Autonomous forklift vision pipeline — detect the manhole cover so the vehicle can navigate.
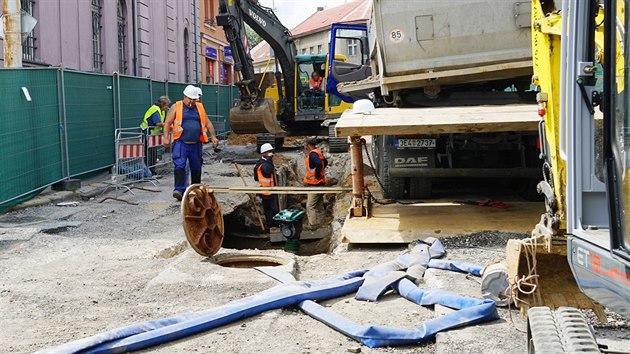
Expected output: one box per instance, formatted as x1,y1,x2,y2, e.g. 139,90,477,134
214,255,287,269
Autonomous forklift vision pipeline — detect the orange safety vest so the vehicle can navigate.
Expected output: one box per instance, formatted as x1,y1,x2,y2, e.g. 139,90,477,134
304,148,326,185
309,77,322,90
171,101,209,143
256,161,275,196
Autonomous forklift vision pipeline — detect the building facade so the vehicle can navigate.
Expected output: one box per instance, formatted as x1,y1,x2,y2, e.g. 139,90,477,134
0,0,201,83
199,0,233,85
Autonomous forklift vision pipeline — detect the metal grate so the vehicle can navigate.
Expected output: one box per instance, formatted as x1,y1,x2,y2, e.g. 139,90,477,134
117,0,127,74
21,0,37,61
92,0,104,72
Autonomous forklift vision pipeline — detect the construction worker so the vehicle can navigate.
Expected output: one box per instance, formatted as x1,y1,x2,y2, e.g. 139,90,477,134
303,137,327,226
254,143,278,233
140,96,171,171
163,85,219,201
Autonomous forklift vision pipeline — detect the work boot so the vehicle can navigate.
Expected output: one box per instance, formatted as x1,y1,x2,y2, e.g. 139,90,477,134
172,190,183,201
191,170,202,185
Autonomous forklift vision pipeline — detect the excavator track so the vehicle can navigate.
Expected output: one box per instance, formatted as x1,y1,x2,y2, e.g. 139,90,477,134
527,306,600,353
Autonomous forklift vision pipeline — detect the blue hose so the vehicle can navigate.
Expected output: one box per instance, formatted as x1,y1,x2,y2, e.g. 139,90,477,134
37,239,496,353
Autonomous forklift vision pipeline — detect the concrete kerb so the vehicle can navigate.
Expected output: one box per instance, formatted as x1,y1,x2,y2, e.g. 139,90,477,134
9,190,77,212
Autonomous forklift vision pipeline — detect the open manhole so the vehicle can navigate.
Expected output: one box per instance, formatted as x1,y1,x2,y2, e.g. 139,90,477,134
213,254,288,269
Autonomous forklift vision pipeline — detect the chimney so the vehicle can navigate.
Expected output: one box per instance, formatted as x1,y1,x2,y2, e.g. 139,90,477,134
317,6,324,11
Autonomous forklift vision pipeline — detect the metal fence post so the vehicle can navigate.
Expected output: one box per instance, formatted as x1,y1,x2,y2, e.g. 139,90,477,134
60,68,71,178
149,79,153,103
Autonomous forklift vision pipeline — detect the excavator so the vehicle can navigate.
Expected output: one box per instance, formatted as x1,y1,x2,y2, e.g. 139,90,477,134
216,0,361,151
507,0,630,351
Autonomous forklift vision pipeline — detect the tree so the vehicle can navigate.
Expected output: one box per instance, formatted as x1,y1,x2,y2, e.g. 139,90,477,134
245,24,263,48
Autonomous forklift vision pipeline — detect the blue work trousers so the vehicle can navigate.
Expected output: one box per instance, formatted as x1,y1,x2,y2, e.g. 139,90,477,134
172,140,203,192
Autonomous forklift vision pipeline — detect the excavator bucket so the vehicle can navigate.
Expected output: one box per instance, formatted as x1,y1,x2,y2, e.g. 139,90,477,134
229,98,285,134
505,237,607,321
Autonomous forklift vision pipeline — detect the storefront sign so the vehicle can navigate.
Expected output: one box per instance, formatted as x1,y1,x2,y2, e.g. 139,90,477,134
205,47,218,60
224,46,233,64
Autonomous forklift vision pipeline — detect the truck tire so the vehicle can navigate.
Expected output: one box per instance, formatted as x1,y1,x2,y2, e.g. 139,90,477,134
328,123,348,153
382,144,405,199
527,307,600,354
409,178,432,199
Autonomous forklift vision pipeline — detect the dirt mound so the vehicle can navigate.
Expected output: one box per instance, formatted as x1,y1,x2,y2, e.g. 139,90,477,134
226,133,257,146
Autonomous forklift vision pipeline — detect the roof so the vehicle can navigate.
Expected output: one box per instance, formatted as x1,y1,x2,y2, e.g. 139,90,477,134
291,0,372,38
250,41,273,65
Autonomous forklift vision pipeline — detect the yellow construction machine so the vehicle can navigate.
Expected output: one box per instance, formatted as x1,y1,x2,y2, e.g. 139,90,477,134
216,0,359,151
507,0,629,351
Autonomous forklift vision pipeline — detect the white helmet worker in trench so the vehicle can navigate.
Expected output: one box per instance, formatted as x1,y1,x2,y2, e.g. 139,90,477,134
163,85,219,202
254,143,279,233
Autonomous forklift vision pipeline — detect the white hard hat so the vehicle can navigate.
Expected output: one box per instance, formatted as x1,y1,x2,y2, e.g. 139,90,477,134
196,87,203,96
183,85,200,99
352,99,375,114
260,143,274,154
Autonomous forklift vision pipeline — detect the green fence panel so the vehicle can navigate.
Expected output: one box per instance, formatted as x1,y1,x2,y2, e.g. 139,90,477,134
63,71,115,176
118,75,152,129
217,85,235,136
201,84,219,116
0,68,63,207
167,82,188,101
151,80,167,102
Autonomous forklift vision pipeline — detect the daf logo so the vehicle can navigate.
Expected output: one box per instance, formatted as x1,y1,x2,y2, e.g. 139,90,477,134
248,9,266,27
395,157,428,167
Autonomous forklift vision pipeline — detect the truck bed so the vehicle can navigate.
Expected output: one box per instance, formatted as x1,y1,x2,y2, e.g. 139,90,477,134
335,104,540,136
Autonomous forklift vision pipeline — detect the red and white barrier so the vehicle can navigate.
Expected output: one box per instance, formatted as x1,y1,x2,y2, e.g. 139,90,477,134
118,143,145,159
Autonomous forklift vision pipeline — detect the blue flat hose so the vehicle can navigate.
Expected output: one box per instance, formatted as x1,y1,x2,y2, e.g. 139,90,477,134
37,239,496,353
260,269,498,348
37,270,367,354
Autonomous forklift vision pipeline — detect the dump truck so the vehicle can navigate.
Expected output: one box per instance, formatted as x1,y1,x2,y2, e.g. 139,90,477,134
329,0,541,199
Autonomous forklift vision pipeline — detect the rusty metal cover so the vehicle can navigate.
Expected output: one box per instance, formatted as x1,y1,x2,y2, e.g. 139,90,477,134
181,184,225,257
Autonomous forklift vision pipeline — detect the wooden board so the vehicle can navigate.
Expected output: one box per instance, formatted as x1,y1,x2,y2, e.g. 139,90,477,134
205,186,351,194
335,104,540,136
341,201,544,243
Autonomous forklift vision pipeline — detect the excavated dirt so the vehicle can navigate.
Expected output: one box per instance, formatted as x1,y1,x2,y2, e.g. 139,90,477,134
226,133,258,146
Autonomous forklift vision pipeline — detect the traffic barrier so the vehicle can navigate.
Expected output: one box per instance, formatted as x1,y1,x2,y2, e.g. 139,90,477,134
113,128,152,187
145,133,170,173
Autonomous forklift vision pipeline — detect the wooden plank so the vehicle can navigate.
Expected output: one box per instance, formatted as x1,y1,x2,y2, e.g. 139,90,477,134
341,201,544,243
335,104,540,137
206,186,351,194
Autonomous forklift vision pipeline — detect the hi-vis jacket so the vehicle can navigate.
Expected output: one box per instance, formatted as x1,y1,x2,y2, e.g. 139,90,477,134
171,101,209,143
140,105,165,135
304,148,326,185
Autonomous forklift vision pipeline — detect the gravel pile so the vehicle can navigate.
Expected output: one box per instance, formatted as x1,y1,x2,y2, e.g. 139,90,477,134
440,231,528,248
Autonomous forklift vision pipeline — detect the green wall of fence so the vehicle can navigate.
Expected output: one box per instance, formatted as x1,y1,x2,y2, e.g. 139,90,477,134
0,68,238,210
0,69,64,206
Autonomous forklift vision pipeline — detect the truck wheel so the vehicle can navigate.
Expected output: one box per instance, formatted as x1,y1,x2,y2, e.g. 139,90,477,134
328,123,348,153
382,145,405,199
527,307,600,354
409,178,432,199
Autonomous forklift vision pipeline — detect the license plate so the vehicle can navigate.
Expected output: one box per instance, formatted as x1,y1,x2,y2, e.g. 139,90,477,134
395,138,436,149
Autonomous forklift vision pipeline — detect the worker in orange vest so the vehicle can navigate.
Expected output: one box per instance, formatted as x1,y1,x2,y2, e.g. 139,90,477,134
254,143,278,233
303,137,328,227
163,85,219,201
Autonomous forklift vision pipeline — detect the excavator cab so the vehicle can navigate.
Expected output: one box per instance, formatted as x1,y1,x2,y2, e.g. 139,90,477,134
295,55,327,114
